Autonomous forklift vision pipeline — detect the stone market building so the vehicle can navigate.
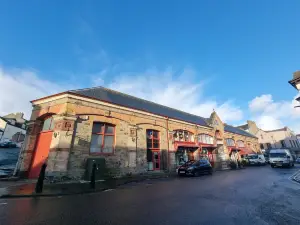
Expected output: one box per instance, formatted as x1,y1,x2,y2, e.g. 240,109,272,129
17,87,259,179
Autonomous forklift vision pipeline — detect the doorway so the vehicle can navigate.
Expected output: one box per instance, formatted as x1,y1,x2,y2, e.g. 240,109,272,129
28,116,54,178
152,151,160,170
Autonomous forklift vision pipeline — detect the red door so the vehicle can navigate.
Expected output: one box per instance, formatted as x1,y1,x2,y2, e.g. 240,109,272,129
28,131,53,178
208,151,214,167
152,151,160,170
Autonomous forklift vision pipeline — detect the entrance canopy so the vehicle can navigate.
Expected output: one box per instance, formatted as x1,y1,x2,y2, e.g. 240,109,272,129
175,141,199,150
229,147,254,155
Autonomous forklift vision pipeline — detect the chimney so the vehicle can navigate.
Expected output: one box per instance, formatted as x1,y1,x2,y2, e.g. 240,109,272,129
293,71,300,79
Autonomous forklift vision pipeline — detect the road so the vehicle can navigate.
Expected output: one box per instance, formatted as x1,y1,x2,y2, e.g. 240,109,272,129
1,165,300,225
0,148,19,176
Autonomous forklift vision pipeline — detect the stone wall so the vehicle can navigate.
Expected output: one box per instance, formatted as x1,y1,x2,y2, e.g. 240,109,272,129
18,94,260,179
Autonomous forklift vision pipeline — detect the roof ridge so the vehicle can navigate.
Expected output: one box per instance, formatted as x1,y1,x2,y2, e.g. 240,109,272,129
224,124,257,138
70,86,207,120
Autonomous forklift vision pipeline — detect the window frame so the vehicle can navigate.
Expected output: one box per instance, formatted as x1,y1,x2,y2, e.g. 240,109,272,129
236,140,245,148
198,134,214,145
146,129,160,150
173,130,194,142
90,122,115,155
41,116,55,132
225,138,235,147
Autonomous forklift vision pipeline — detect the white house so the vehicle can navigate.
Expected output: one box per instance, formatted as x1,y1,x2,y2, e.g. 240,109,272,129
0,113,27,144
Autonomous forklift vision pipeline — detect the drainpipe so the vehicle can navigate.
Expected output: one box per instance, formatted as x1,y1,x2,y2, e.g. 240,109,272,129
166,117,170,171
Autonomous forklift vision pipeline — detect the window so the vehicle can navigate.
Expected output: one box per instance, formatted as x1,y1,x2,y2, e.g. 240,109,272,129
147,130,160,150
266,143,272,149
198,134,214,144
280,140,286,148
260,144,264,149
236,140,245,148
226,138,235,146
42,117,54,131
296,140,300,148
289,140,293,148
173,130,194,142
90,123,115,154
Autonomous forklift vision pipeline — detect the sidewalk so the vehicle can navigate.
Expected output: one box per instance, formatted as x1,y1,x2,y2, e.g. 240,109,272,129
0,172,174,198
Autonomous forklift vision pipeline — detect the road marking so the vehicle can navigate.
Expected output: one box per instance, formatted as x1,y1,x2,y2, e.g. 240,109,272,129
0,203,7,205
104,189,114,192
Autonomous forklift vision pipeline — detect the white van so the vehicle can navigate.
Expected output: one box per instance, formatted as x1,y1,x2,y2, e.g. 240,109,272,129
246,154,266,165
269,149,294,168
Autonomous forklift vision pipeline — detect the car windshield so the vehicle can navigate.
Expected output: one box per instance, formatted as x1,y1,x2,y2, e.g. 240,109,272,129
247,155,258,159
269,153,287,158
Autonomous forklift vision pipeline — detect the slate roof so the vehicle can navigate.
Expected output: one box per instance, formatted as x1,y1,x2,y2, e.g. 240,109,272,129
69,87,209,127
69,86,257,138
224,124,257,139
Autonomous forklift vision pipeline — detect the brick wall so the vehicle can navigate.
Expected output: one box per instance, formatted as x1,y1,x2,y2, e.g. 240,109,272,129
18,94,260,179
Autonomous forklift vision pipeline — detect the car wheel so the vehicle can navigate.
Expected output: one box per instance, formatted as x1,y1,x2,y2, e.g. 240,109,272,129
209,169,213,175
271,164,274,168
292,163,295,167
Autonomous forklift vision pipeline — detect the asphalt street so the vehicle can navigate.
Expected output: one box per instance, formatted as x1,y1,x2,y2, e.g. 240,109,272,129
1,165,300,225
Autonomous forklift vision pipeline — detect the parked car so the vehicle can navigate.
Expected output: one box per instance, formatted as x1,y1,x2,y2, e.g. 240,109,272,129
0,141,17,148
176,160,195,173
296,157,300,164
246,154,266,166
269,149,294,168
177,159,213,176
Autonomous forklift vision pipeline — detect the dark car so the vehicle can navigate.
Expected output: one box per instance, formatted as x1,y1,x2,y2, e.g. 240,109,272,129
0,141,17,148
177,159,213,176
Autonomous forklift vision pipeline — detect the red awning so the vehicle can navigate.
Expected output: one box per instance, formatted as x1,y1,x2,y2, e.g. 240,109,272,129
174,141,199,149
239,148,255,155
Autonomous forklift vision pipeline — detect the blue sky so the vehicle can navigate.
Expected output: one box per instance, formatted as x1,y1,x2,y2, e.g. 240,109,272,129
0,0,300,131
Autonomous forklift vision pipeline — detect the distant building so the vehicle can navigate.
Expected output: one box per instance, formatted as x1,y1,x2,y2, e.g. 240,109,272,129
238,121,300,156
0,112,27,144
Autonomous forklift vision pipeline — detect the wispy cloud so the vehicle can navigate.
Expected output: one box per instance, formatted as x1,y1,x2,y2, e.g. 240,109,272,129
0,65,244,124
107,67,243,122
0,67,75,119
248,93,300,132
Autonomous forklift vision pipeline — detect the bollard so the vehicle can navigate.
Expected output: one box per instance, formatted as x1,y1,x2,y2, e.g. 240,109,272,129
90,163,96,189
35,163,47,193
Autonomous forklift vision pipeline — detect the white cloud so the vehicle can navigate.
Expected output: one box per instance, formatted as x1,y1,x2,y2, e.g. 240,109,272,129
0,66,243,124
248,94,300,133
0,67,69,119
108,68,243,122
249,94,273,112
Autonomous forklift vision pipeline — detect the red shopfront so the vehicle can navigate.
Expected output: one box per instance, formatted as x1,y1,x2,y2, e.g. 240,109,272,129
198,134,217,167
174,141,200,165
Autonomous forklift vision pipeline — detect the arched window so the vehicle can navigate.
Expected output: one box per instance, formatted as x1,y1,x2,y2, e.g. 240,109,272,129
236,140,245,148
173,130,194,142
41,116,55,131
198,134,214,144
226,138,235,146
90,122,115,154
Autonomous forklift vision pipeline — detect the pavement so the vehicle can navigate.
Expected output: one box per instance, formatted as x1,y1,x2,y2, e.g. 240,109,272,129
0,172,172,198
0,148,19,177
1,165,300,225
